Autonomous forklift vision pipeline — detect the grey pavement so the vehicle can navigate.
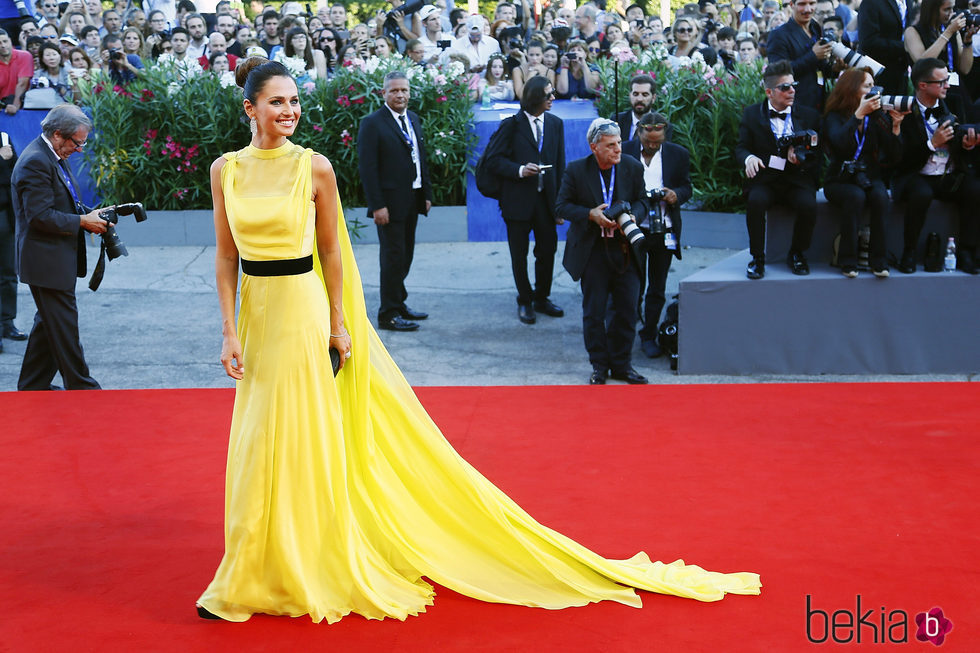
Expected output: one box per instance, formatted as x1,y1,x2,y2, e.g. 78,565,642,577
1,234,972,390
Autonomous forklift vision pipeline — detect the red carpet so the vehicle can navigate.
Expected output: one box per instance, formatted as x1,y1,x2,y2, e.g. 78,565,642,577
1,383,977,652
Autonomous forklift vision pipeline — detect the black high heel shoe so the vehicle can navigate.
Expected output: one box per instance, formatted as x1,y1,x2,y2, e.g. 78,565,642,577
196,604,223,620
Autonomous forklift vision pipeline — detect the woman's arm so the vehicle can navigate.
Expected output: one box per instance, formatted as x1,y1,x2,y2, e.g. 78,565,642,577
957,31,976,74
556,54,570,95
212,157,244,380
311,154,352,367
581,63,599,94
313,48,327,80
512,65,526,99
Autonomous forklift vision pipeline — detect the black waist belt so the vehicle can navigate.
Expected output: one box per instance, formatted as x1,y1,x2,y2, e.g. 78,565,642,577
241,255,313,277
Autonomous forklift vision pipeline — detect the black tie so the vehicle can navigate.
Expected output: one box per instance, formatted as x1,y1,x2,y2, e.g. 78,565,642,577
534,118,544,192
923,106,938,121
399,114,412,145
770,109,787,120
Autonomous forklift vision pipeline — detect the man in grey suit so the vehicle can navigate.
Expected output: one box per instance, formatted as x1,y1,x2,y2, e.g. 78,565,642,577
12,104,108,390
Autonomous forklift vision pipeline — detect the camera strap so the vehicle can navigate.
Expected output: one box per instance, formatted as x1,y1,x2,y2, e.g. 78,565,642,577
88,240,107,292
852,116,869,161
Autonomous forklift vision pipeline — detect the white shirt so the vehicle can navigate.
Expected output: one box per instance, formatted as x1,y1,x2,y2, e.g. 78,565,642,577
41,133,64,160
448,35,501,69
917,98,948,176
186,38,207,60
639,147,664,193
386,104,422,189
517,112,545,178
767,100,794,138
418,31,450,62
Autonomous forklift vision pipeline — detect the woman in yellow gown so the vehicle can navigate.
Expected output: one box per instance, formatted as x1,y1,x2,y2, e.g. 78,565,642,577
196,58,761,623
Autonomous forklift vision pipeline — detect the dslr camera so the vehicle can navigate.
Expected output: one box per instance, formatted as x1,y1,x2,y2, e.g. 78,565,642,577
97,202,148,260
958,10,980,27
776,130,818,161
839,160,872,190
604,199,646,259
645,188,668,234
866,85,916,112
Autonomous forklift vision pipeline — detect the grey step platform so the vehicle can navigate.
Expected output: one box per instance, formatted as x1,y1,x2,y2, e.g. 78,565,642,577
678,249,980,375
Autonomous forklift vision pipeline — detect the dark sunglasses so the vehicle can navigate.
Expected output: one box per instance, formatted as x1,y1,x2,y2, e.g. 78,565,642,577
638,122,667,132
773,81,799,91
674,26,694,33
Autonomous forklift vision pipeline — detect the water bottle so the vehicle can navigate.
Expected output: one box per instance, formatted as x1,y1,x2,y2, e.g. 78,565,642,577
945,237,957,272
481,90,491,110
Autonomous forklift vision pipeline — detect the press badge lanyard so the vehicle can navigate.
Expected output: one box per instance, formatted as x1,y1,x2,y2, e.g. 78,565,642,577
599,166,615,238
941,33,960,84
57,159,83,211
852,116,869,161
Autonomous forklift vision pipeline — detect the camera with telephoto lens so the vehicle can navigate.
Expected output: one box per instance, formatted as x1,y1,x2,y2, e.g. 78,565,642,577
12,0,31,16
604,199,646,257
776,130,818,161
958,10,980,27
97,202,148,260
829,42,885,77
866,85,916,112
839,160,872,190
645,188,667,234
384,0,423,41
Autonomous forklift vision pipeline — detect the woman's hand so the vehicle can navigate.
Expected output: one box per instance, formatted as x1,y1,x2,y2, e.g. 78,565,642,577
944,11,967,37
887,108,909,134
854,92,880,119
221,333,244,380
330,331,352,370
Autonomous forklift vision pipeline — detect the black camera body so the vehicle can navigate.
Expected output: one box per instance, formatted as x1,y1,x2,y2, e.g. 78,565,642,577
97,202,148,260
840,160,872,190
645,189,668,234
818,27,838,45
959,10,980,27
776,129,818,161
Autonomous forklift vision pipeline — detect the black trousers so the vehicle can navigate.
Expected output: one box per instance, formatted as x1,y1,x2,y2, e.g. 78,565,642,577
900,173,980,251
745,183,817,259
18,284,100,391
0,207,16,328
580,238,641,373
376,194,421,320
504,194,557,305
824,179,889,269
637,235,673,343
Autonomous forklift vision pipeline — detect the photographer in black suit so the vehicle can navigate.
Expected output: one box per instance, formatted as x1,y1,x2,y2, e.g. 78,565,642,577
766,0,835,111
12,104,108,390
858,0,914,95
358,70,433,331
892,57,980,274
735,59,822,279
0,130,23,353
484,76,566,324
557,118,648,385
622,112,692,359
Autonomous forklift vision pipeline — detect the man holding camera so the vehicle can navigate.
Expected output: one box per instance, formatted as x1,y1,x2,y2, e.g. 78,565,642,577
484,76,565,325
892,57,980,274
12,104,108,390
857,0,911,95
557,118,648,385
765,0,835,111
622,112,692,359
416,4,449,62
735,59,821,279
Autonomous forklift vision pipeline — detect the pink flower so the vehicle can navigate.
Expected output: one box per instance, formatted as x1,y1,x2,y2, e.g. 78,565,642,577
337,94,351,107
313,124,323,132
352,95,364,104
303,81,315,93
140,88,154,101
436,95,447,103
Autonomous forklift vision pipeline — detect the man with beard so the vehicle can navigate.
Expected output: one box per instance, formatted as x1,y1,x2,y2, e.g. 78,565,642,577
622,112,691,358
615,74,657,142
766,0,834,111
215,13,242,57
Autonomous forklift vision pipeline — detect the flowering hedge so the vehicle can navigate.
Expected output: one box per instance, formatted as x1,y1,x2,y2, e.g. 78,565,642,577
595,47,766,212
79,56,474,211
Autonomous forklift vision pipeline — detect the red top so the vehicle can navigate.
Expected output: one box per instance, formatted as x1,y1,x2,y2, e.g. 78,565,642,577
0,49,33,98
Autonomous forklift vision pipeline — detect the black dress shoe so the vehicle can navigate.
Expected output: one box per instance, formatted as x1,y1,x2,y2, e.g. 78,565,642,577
518,303,536,324
957,250,979,275
589,368,607,384
378,314,420,331
609,367,649,384
897,248,916,274
399,306,428,320
532,298,564,317
788,251,810,276
746,257,765,280
2,325,27,340
197,604,223,620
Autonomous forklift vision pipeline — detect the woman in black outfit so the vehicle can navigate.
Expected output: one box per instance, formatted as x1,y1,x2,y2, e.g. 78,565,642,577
904,0,979,115
822,67,907,278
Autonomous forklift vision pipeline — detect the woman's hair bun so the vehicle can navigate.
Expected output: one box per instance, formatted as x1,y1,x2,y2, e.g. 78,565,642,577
235,55,269,90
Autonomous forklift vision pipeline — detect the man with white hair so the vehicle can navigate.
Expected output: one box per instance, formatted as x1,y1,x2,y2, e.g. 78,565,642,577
574,3,598,43
557,118,649,385
448,14,499,72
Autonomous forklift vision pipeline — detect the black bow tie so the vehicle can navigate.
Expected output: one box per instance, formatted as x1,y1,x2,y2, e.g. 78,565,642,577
770,109,788,120
923,106,939,120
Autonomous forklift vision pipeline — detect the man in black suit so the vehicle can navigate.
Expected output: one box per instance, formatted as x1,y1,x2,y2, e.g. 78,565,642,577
891,57,980,274
0,129,25,354
735,59,822,279
12,104,107,390
857,0,914,94
358,70,433,331
614,74,657,142
557,118,648,385
622,112,692,359
484,76,566,324
765,0,834,111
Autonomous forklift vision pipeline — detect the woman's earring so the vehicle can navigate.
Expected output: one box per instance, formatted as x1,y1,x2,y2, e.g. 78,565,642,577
249,117,257,136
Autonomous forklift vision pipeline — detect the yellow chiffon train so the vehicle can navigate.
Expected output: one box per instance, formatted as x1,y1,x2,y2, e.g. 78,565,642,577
197,141,760,623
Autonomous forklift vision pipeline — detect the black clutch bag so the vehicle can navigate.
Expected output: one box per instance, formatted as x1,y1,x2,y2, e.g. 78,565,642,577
329,348,341,376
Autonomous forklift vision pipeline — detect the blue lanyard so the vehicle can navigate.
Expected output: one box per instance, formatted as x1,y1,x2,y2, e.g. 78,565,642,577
598,166,615,205
57,160,81,206
853,116,869,160
941,26,954,70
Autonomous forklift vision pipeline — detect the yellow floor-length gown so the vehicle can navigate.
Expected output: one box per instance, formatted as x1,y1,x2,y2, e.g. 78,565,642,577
197,141,761,623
